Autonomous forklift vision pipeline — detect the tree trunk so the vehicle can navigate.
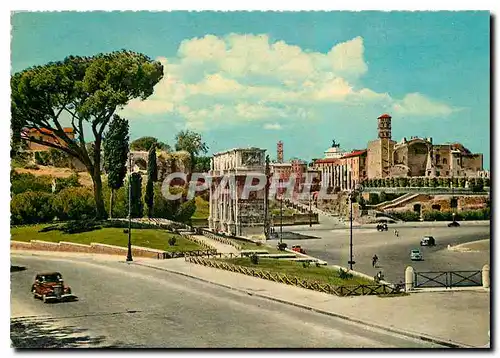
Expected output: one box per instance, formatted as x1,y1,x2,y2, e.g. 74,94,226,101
92,171,107,219
91,136,107,219
109,188,115,219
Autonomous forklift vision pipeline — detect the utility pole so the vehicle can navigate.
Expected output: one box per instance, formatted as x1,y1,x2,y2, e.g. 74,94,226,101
347,184,363,270
126,152,133,262
309,192,312,227
348,192,354,270
280,188,283,244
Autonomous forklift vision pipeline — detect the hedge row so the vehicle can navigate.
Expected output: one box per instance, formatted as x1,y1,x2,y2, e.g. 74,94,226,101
385,208,490,222
362,176,489,191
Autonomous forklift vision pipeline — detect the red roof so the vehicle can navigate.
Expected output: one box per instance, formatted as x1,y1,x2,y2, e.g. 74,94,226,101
341,149,367,159
378,113,392,119
27,127,73,135
313,158,342,164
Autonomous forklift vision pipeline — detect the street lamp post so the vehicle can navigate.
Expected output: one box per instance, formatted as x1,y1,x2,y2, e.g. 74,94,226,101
309,192,312,227
280,191,283,244
347,184,363,270
126,152,133,262
348,191,354,270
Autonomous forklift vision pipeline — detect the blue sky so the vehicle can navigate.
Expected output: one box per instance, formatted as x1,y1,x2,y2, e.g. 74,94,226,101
11,11,490,168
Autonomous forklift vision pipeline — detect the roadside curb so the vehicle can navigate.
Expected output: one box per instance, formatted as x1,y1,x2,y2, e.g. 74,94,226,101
131,261,474,348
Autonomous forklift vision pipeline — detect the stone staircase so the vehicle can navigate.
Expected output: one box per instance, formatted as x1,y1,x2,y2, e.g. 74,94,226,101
373,193,420,211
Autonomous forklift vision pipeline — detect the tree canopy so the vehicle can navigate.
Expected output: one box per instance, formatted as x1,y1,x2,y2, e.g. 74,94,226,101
174,130,208,172
130,136,170,152
11,50,164,218
103,114,129,218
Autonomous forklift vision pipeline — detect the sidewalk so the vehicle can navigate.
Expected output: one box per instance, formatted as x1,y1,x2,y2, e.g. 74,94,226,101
132,257,490,348
189,234,240,254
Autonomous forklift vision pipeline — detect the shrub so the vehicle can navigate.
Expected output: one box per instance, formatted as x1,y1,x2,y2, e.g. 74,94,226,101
386,210,421,222
59,220,102,234
11,191,55,225
34,151,51,166
168,237,177,246
11,172,52,195
53,173,81,193
302,261,311,268
250,254,259,265
52,187,96,221
368,193,380,205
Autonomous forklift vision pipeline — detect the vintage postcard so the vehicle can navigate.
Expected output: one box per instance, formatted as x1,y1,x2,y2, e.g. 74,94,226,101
9,10,490,349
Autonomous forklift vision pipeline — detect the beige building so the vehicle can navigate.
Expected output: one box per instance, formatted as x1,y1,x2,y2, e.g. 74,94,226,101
367,114,483,179
208,147,267,236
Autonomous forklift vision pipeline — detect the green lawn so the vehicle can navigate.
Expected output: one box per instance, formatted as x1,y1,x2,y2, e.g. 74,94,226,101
230,238,281,253
222,257,373,286
192,196,209,219
11,224,203,252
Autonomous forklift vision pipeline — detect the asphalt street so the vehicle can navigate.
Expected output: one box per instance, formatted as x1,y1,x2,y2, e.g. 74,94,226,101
11,253,441,348
274,223,490,283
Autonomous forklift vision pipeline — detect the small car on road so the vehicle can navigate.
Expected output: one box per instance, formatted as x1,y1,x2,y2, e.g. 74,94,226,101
291,245,306,254
31,272,76,303
376,223,388,231
420,236,436,246
448,221,460,227
410,249,423,261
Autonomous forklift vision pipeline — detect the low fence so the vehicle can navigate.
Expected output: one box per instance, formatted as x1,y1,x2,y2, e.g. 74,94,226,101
414,270,483,289
185,255,402,297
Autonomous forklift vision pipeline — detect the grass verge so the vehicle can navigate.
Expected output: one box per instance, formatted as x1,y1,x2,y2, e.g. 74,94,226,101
221,257,373,286
10,224,203,252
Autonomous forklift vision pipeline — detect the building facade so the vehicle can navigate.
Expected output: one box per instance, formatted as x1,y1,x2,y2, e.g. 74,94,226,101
367,114,483,179
208,147,267,236
24,127,75,151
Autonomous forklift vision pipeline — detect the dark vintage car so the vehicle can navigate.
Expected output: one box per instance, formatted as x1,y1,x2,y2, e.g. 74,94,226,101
420,236,436,246
31,272,76,303
376,223,388,231
448,221,461,227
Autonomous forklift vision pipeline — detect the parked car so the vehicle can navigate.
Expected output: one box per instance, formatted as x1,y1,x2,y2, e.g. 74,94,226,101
420,236,436,246
448,221,460,227
410,249,423,261
276,242,288,251
31,272,76,303
291,245,306,254
376,223,388,231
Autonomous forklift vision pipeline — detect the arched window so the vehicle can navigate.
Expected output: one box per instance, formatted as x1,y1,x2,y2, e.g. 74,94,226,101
443,158,447,165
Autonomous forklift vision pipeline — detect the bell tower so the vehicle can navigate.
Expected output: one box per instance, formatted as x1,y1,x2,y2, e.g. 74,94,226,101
277,141,284,163
377,113,392,139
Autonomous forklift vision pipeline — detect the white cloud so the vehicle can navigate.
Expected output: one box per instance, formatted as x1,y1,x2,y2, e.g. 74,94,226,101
120,34,458,128
392,93,458,116
263,123,283,130
327,36,368,78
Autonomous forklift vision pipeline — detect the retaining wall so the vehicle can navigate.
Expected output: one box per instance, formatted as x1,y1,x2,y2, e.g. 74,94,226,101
11,240,165,259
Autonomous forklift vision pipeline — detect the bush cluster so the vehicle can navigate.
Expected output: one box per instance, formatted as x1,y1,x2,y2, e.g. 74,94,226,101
423,208,490,221
385,210,421,222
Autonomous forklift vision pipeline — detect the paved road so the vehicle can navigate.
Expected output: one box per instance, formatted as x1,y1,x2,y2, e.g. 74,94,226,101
11,254,441,348
271,224,490,283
